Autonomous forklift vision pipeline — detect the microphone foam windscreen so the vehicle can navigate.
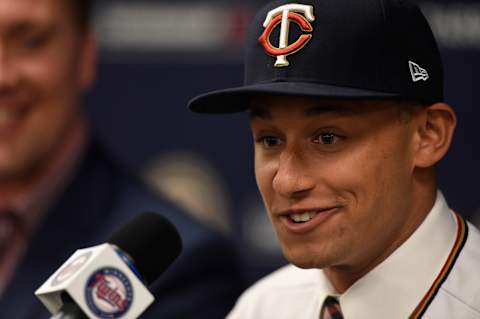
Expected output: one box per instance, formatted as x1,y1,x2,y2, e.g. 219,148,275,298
108,212,182,285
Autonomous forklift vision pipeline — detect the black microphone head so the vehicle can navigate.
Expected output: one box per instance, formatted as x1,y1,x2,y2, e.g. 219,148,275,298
108,212,182,285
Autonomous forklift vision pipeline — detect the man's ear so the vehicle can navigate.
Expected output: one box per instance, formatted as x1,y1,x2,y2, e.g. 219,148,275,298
414,103,456,168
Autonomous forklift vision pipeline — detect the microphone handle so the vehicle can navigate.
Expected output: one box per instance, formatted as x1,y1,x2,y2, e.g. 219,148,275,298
50,302,88,319
50,294,88,319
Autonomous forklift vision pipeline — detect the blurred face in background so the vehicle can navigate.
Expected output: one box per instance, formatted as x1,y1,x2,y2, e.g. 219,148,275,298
0,0,95,183
250,96,427,275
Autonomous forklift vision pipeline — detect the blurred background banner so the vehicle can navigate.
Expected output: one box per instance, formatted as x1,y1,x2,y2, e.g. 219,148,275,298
86,0,480,283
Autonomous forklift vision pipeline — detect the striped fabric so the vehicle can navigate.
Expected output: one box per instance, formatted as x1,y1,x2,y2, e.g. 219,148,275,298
321,296,344,319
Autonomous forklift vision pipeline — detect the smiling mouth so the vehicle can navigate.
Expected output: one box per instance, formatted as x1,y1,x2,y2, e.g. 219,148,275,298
289,211,318,223
285,206,341,225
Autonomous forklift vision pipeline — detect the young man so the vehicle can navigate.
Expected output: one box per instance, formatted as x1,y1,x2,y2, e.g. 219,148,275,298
189,0,480,317
0,0,243,317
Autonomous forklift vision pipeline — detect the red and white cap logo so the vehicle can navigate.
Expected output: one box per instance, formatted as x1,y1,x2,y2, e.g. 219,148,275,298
259,3,315,67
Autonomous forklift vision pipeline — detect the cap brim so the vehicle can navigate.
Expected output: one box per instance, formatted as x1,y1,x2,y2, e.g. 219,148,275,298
188,81,400,113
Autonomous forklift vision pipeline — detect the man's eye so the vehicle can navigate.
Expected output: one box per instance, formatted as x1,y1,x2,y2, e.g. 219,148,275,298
22,33,49,50
260,136,282,147
314,133,340,145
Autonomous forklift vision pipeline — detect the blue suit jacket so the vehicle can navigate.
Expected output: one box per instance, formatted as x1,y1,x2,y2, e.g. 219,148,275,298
0,139,244,318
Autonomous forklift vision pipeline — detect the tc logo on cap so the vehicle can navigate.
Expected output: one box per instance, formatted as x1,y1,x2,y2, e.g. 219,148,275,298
259,3,315,67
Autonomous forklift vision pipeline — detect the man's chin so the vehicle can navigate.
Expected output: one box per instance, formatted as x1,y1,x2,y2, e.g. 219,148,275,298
282,248,333,270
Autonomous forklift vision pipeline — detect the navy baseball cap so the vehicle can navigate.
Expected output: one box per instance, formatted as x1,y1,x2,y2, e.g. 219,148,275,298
189,0,443,113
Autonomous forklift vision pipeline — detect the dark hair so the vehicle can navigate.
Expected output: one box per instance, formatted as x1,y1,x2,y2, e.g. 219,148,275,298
69,0,93,31
393,99,429,123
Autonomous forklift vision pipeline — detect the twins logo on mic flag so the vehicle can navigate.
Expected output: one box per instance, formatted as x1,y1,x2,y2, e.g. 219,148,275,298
35,244,154,319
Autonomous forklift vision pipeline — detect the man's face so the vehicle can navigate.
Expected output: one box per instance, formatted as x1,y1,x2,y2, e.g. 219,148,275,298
251,96,424,271
0,0,95,181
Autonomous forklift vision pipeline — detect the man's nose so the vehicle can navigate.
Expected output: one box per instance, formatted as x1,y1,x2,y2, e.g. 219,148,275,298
272,150,315,198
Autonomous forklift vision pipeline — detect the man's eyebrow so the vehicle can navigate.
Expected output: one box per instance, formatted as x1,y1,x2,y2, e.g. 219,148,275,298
9,21,54,36
248,107,271,120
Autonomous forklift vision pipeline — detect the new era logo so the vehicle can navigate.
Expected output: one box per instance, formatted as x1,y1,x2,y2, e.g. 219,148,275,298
409,61,429,82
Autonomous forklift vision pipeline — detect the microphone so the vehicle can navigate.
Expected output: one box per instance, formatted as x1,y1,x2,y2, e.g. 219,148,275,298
35,212,182,319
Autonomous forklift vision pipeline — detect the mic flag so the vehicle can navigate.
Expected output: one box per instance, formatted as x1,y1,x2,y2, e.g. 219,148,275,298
35,212,182,319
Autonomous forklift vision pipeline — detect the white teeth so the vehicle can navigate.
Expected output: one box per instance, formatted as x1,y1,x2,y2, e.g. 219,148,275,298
290,211,317,223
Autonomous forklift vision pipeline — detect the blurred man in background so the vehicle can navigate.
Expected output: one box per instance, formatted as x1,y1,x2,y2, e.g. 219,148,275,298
0,0,243,317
